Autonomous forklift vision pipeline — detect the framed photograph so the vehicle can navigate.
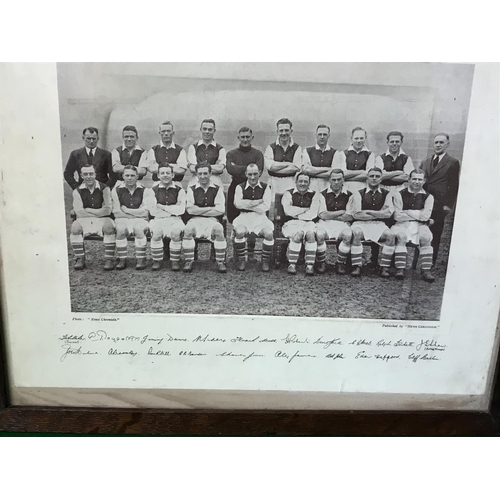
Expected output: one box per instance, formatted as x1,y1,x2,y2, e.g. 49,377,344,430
0,62,499,435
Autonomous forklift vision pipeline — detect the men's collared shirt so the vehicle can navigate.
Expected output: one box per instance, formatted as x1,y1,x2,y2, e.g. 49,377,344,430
264,138,302,172
282,188,319,221
334,145,375,171
433,152,445,163
73,181,112,213
112,144,147,172
393,187,434,222
111,181,152,217
352,186,394,215
318,186,354,215
186,181,225,214
275,138,295,150
146,143,188,176
302,143,338,170
148,182,186,218
374,148,414,176
234,181,272,214
187,140,226,168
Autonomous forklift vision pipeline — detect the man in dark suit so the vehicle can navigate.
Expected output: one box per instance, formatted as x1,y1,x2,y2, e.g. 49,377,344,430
419,133,460,263
64,127,113,190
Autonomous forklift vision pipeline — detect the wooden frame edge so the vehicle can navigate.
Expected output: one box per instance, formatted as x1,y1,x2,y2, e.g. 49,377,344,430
0,353,499,436
0,308,8,414
0,407,499,436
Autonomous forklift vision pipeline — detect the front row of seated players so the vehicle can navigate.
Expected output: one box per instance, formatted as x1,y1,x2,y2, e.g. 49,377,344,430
69,163,435,282
280,167,435,282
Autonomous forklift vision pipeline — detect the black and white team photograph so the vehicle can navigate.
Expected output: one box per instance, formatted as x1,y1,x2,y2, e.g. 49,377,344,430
59,62,474,320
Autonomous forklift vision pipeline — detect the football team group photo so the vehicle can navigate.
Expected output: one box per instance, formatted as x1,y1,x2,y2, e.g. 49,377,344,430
59,63,472,320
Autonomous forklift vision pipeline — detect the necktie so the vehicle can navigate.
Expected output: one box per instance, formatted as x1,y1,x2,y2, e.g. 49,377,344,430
432,154,440,170
88,149,94,164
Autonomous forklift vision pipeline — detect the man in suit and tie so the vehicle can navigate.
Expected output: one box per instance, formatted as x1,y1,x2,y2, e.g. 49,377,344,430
419,133,460,263
64,127,113,190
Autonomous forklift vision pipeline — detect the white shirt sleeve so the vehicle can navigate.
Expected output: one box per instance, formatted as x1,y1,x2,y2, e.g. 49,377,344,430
374,155,384,171
187,144,197,166
216,147,226,167
333,150,347,171
302,148,312,168
264,145,274,170
72,189,83,212
404,156,415,175
214,186,225,213
292,146,302,169
146,148,158,174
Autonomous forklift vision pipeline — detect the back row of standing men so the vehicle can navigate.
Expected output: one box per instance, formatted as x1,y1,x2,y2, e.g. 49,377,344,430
64,118,461,266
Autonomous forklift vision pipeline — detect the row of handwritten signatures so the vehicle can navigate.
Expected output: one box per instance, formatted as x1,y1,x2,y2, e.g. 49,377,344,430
60,344,439,364
58,332,446,353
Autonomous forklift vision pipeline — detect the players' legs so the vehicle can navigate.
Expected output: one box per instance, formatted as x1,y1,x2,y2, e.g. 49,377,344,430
337,227,353,275
350,226,364,277
379,229,396,278
169,226,183,271
233,224,248,270
419,226,435,282
115,220,130,270
182,221,196,272
304,231,317,275
133,220,149,270
258,227,274,272
287,230,304,274
102,219,116,271
212,222,227,273
394,229,408,280
149,220,165,271
315,229,327,274
70,220,85,270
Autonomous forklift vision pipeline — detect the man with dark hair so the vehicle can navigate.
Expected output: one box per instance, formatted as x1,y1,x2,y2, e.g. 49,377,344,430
70,164,116,271
370,130,415,268
148,163,186,272
393,169,435,282
187,119,226,187
302,124,339,193
182,162,227,273
315,169,354,275
334,126,375,193
111,125,147,185
233,163,274,272
226,126,265,223
350,167,396,278
419,132,460,263
375,131,415,191
112,165,152,271
64,126,113,190
264,118,302,194
281,172,320,275
146,121,188,183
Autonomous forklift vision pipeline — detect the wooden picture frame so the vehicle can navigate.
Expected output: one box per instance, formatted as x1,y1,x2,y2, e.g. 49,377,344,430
1,62,499,436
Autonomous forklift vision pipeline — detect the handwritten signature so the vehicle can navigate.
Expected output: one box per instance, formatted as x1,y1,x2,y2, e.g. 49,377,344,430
409,353,440,363
415,339,447,352
60,344,99,362
275,350,317,363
